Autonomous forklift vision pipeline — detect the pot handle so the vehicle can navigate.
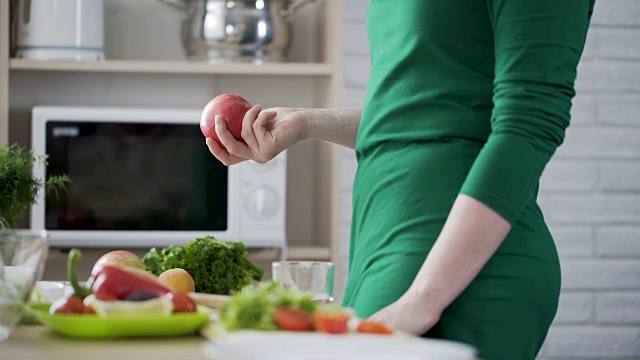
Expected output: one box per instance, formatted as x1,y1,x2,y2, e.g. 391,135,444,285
283,0,316,19
157,0,187,11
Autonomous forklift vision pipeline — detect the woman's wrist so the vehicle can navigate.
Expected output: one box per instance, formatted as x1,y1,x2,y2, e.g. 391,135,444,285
303,108,362,149
298,108,324,141
406,281,449,317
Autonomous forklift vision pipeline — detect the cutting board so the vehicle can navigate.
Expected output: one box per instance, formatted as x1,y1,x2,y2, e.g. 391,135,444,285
188,292,230,308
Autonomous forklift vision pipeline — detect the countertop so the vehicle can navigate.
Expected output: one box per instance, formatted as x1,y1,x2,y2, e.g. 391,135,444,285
3,324,480,360
2,325,209,360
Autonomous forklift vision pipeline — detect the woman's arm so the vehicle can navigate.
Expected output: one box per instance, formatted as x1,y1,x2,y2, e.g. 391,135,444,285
207,106,362,165
304,108,362,149
369,194,511,334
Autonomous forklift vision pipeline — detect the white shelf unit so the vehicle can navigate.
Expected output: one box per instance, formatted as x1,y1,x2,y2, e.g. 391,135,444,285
9,59,335,76
0,1,346,286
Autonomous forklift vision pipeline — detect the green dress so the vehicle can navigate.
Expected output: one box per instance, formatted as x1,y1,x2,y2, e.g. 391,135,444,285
342,1,596,359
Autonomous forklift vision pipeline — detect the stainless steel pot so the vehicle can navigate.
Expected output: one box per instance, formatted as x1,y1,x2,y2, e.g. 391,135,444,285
159,0,314,62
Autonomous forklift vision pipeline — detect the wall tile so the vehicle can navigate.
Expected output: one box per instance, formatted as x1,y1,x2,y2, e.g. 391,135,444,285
597,94,640,126
543,326,640,358
591,0,640,27
549,225,595,258
540,160,598,192
554,292,594,324
596,292,640,324
597,226,640,257
560,259,640,290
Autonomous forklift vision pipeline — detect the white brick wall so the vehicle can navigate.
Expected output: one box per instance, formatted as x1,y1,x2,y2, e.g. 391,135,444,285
339,1,640,358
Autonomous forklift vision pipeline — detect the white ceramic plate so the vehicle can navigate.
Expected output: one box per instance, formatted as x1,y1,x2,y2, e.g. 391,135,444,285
202,331,477,360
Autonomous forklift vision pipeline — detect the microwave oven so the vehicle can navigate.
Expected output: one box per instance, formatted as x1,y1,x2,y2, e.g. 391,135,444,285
30,106,287,251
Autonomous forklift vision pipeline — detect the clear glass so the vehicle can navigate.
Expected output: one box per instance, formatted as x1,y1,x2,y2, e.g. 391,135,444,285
0,229,49,340
272,261,335,303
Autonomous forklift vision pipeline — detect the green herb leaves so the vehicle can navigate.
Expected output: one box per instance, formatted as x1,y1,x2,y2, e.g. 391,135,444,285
0,144,69,227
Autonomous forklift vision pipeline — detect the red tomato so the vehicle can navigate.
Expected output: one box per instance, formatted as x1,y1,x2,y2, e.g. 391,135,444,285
312,311,350,334
356,320,394,335
273,308,313,332
166,292,197,313
50,296,85,315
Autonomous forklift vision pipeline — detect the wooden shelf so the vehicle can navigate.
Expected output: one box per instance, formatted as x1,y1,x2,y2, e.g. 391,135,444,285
9,59,334,76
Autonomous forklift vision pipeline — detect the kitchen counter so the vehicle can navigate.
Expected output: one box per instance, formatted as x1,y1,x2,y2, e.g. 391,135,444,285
2,325,209,360
4,324,480,360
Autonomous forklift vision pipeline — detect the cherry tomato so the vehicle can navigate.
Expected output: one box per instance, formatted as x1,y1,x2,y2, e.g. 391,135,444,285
312,311,350,334
273,308,313,332
50,296,85,315
166,292,197,313
82,304,95,314
356,320,394,335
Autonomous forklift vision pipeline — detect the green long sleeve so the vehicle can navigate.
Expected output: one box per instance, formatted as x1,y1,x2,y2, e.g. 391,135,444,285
458,0,595,223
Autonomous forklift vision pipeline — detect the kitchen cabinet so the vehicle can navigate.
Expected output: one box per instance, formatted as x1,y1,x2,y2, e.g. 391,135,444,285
0,0,345,292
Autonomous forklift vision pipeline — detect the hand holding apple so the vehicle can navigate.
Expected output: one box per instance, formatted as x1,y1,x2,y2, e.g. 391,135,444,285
200,94,253,148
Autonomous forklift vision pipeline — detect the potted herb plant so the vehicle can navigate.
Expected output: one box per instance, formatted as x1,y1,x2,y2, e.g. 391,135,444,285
0,143,70,230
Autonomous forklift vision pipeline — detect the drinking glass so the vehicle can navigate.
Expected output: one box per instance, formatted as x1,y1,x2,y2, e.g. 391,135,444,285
272,261,335,303
0,229,49,340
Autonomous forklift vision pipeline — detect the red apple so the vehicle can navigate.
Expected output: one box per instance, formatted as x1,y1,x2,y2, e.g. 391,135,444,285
200,94,253,148
90,250,145,280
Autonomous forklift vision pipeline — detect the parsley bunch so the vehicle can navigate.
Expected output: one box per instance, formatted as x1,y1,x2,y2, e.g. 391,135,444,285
142,235,264,295
0,144,70,228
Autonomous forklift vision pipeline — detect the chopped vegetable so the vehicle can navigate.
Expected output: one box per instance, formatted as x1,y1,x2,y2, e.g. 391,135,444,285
356,320,394,335
84,295,174,317
274,308,314,332
49,296,86,315
165,292,197,313
142,236,264,295
312,310,350,334
220,281,317,331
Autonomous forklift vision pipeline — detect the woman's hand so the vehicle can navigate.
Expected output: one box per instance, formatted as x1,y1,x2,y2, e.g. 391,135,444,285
206,105,309,166
370,195,512,336
368,289,442,335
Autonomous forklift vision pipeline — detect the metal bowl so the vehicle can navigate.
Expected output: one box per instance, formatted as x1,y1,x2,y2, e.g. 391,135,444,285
159,0,314,63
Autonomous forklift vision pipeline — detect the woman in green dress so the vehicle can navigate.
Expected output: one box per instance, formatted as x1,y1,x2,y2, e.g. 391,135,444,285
206,1,596,359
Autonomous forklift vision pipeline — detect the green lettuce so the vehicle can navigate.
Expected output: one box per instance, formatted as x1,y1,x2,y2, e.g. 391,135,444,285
142,236,263,295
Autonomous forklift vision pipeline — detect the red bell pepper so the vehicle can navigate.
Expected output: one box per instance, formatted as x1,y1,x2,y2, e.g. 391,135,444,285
91,265,173,301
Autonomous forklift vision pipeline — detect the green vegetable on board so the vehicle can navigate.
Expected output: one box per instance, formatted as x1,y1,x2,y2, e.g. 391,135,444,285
220,281,318,331
142,236,264,295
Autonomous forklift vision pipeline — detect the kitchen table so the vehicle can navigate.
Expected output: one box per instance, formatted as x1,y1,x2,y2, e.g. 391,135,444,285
2,325,209,360
4,325,481,360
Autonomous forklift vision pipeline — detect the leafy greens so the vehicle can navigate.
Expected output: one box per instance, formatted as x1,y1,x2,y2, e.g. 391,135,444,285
142,236,263,295
220,281,318,331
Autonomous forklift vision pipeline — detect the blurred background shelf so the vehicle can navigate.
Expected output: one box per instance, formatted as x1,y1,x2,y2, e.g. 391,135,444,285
9,59,335,76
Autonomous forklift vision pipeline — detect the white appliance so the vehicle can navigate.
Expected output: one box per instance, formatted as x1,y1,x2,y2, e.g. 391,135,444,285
15,0,104,61
30,106,287,254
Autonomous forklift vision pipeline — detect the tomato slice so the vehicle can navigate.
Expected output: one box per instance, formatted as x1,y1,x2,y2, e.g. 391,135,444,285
50,296,86,315
273,308,313,331
356,320,394,335
312,311,350,334
166,292,197,313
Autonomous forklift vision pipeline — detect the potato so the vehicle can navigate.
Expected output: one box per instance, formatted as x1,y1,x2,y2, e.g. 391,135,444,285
158,268,195,293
